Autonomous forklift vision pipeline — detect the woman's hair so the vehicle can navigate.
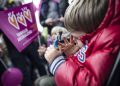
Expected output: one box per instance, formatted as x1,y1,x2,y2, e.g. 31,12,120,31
64,0,108,33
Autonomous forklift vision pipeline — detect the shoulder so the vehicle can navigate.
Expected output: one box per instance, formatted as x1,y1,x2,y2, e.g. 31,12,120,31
97,25,120,44
89,25,120,52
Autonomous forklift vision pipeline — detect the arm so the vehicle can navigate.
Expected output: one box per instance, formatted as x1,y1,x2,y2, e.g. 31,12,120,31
50,29,120,86
45,27,120,86
49,46,119,86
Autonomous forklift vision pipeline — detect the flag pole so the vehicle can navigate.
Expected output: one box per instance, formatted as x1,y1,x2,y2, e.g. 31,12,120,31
32,0,41,46
38,34,41,46
0,58,8,70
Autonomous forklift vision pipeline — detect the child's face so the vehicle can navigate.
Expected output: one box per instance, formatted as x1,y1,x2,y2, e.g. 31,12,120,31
71,31,86,48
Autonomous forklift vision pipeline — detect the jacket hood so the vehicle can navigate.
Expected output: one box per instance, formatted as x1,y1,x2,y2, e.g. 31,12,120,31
98,0,120,29
80,0,120,43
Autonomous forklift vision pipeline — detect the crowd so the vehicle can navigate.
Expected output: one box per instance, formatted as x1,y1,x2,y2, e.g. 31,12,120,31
0,0,120,86
0,0,68,86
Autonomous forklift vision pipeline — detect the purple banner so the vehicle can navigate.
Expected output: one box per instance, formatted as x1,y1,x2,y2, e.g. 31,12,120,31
0,3,39,52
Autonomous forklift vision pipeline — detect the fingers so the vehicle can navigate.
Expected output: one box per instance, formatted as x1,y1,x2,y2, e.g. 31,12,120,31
70,35,74,44
58,36,75,51
63,36,74,45
45,45,53,52
58,42,65,47
47,45,53,51
63,37,69,45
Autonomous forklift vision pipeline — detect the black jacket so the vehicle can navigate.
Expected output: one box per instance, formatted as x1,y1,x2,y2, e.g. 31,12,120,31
40,0,68,26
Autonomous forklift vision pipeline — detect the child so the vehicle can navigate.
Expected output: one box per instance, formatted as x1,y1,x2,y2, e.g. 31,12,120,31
38,26,70,56
43,0,120,86
37,26,69,86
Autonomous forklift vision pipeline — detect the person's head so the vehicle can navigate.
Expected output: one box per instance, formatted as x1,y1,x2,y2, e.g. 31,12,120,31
51,26,69,40
64,0,108,37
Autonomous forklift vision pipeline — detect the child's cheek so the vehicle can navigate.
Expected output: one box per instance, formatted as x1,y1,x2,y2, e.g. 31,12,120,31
77,40,84,48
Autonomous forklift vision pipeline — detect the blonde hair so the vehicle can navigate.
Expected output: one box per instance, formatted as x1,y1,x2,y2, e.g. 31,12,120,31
51,26,70,40
51,26,68,35
64,0,108,33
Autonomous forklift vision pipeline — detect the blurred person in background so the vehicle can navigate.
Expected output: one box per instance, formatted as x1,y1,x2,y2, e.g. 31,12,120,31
37,26,69,86
39,0,68,35
0,1,7,85
0,46,6,86
58,0,69,23
0,1,47,86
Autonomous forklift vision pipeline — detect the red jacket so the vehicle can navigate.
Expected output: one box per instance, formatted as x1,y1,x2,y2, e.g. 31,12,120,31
50,0,120,86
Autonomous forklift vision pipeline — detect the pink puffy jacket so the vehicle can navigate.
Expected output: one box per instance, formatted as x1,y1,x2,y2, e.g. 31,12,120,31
50,0,120,86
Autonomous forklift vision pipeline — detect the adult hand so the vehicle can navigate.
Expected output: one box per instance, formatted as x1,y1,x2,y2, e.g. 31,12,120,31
38,46,47,57
44,45,62,64
59,17,64,22
45,18,54,26
58,35,80,56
